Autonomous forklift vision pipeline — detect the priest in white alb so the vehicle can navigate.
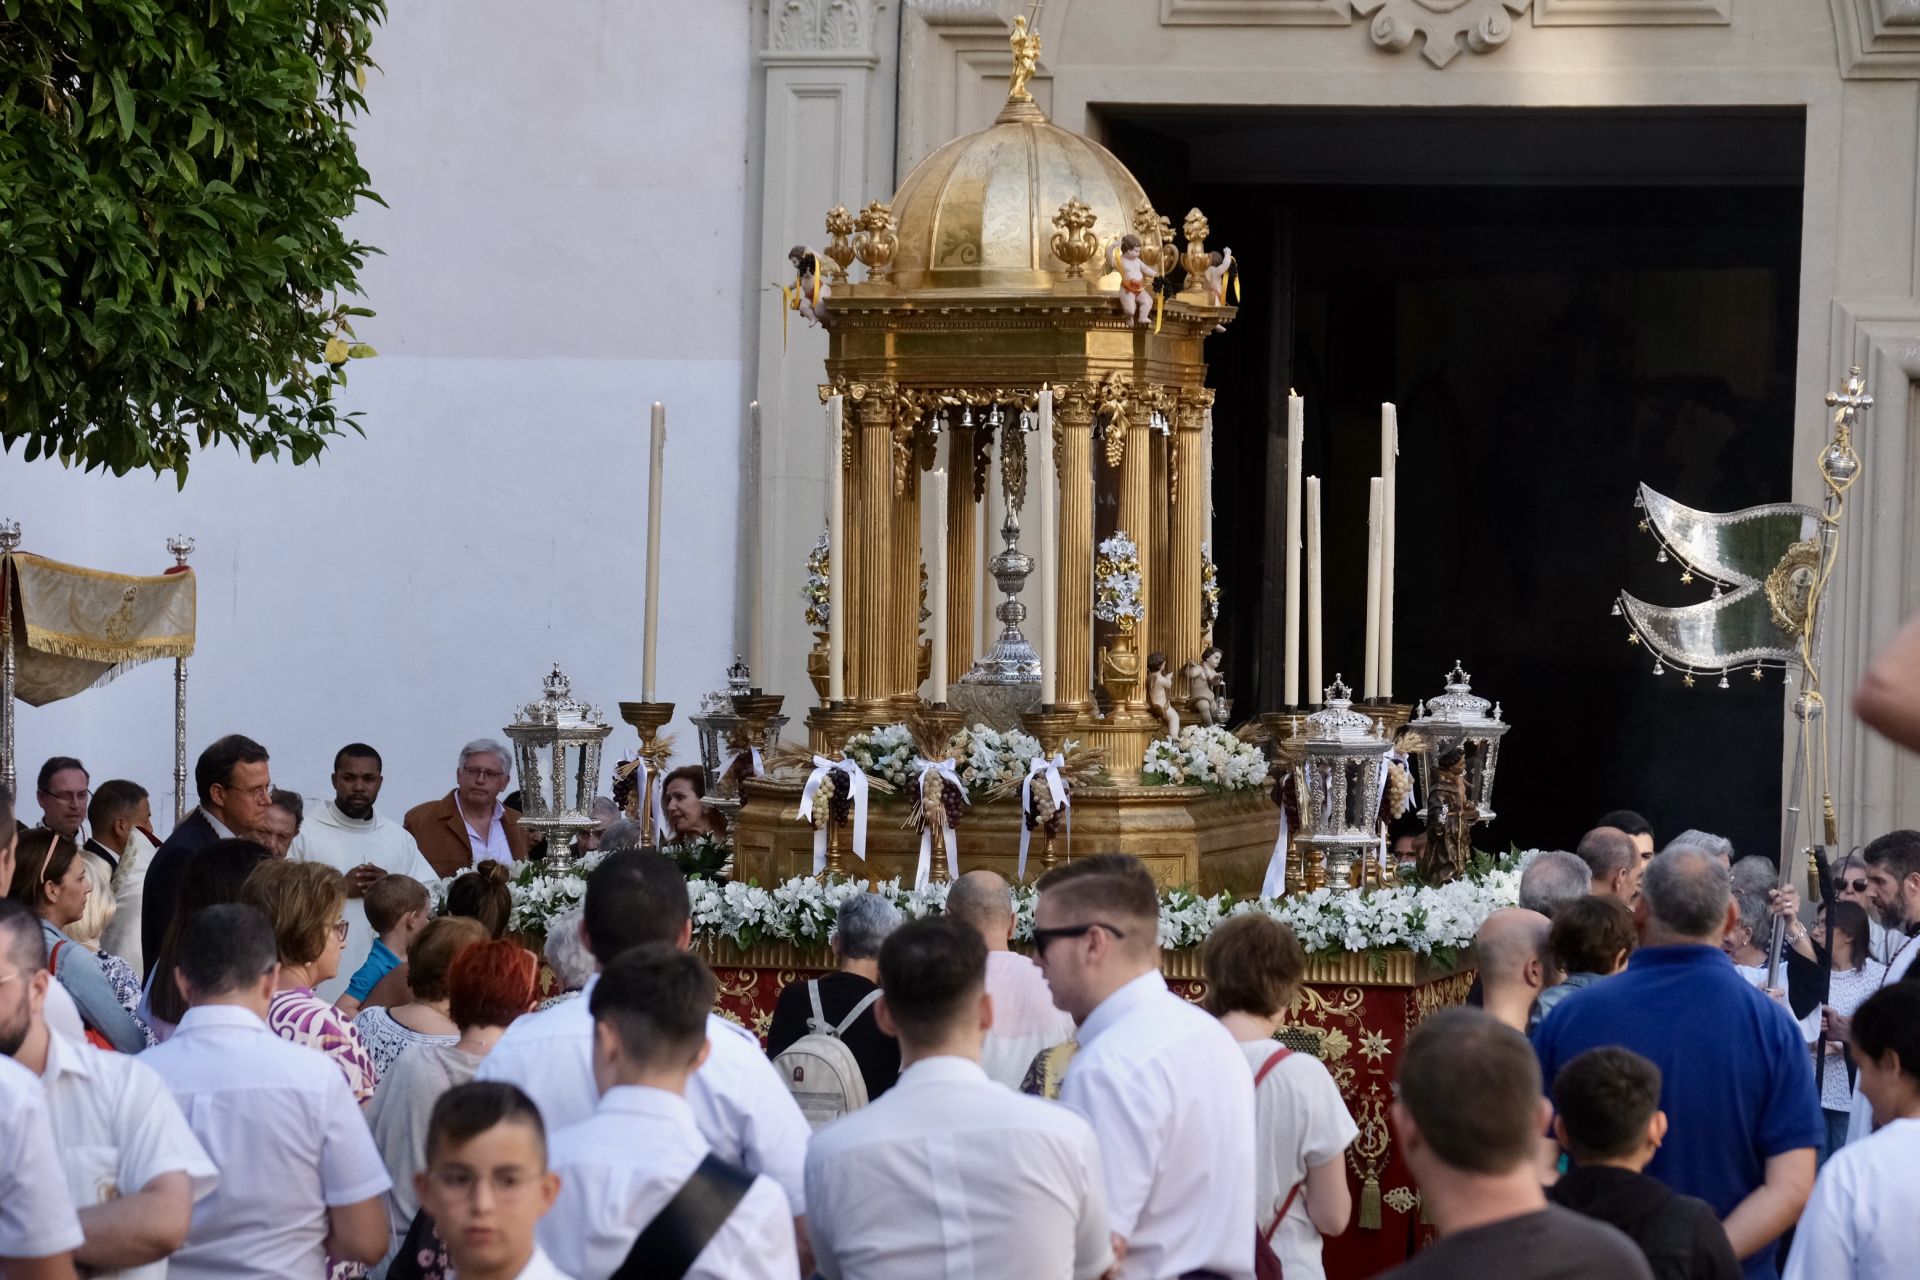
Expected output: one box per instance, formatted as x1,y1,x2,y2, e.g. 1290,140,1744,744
288,743,438,1002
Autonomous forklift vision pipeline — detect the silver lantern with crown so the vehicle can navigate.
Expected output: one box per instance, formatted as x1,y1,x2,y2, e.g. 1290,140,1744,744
1403,660,1509,825
689,657,789,829
1282,677,1392,889
504,665,612,865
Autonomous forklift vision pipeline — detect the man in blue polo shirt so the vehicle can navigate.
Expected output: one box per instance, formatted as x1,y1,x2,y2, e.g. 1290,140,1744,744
1534,844,1821,1280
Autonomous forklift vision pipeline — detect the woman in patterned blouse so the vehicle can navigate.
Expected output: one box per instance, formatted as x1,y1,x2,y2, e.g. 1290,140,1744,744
240,859,379,1102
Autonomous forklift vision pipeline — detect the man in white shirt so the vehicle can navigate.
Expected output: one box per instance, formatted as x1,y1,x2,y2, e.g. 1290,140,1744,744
288,743,438,1000
0,900,216,1280
1035,853,1256,1280
1827,830,1920,1142
541,945,797,1280
86,781,156,976
477,848,813,1263
945,869,1075,1088
806,916,1113,1280
0,783,87,1280
141,902,391,1280
1785,982,1920,1280
416,1081,572,1280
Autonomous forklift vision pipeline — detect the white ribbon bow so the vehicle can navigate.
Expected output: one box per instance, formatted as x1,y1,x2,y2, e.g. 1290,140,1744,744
1374,749,1412,876
1018,754,1071,881
1263,772,1290,899
626,757,673,846
796,754,871,876
911,758,966,891
723,746,766,785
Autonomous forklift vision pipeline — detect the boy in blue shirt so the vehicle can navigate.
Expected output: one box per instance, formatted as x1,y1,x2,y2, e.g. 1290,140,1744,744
336,874,429,1015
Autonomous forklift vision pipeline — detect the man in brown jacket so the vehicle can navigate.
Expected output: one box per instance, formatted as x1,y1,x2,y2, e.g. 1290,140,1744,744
404,738,531,877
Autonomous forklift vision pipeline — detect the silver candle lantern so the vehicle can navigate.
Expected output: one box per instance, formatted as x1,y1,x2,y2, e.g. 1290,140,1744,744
1283,677,1392,889
503,665,612,864
1404,660,1509,825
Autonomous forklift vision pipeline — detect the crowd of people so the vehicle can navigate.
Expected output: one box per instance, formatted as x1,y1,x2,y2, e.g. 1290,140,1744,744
2,730,1919,1280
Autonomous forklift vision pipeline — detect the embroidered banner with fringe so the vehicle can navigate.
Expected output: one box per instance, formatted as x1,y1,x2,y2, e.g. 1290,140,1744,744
4,553,196,706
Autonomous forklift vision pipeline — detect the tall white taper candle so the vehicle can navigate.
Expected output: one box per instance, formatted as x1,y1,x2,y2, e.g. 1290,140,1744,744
1379,403,1397,701
642,401,666,702
1306,476,1323,705
1037,390,1057,706
1363,477,1383,700
1284,392,1304,707
929,467,950,704
746,400,765,683
827,394,846,703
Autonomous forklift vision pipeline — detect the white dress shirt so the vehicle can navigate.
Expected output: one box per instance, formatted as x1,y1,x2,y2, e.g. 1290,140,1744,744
476,975,811,1213
39,1029,220,1280
806,1055,1113,1280
289,800,438,1001
142,1005,392,1280
1847,935,1917,1141
509,1244,577,1280
540,1086,798,1280
1784,1116,1920,1280
0,1052,86,1260
980,951,1076,1090
1060,970,1256,1280
462,798,514,867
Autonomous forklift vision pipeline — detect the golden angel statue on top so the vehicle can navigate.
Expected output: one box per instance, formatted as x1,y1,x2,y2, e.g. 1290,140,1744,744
1008,15,1041,104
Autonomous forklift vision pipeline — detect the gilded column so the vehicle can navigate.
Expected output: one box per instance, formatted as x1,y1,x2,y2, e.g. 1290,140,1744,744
1117,397,1155,661
853,388,896,710
1148,427,1173,663
1055,390,1096,711
890,402,922,715
1167,392,1211,670
945,424,977,687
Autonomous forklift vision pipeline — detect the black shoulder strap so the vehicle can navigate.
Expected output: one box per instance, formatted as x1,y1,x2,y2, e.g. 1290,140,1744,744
609,1153,757,1280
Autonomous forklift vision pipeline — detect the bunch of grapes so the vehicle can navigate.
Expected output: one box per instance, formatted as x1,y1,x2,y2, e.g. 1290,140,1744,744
1027,775,1060,836
922,772,966,832
810,779,834,827
828,768,854,827
611,763,639,816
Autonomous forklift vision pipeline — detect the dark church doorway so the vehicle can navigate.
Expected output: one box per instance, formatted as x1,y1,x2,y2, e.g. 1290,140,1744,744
1102,108,1806,860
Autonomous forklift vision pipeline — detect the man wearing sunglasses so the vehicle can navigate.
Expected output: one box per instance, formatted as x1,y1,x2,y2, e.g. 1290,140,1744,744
1832,830,1920,1145
1034,853,1255,1280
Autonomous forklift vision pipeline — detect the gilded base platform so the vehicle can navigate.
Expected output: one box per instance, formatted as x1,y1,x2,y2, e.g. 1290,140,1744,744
734,776,1279,892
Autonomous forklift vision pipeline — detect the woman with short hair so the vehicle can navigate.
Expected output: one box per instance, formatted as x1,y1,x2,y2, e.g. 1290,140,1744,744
1201,912,1356,1280
8,829,149,1052
364,938,537,1266
240,858,378,1099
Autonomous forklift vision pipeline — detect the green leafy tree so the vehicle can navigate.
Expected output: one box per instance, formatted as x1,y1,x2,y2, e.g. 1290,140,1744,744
1,0,384,485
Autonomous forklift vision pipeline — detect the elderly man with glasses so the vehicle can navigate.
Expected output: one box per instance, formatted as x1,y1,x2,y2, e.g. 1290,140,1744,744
1033,852,1256,1280
404,739,531,878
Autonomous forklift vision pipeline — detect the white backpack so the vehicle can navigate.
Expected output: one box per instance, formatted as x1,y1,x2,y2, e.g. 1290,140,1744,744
773,980,880,1129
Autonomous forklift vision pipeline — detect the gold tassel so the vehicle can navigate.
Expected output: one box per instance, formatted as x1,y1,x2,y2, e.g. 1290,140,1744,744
1418,1192,1435,1226
1823,794,1837,847
1152,289,1164,334
1359,1173,1382,1230
1232,269,1241,303
778,283,791,350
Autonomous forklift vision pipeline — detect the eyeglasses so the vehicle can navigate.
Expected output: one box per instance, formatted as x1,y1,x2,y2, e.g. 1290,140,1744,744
426,1166,540,1198
39,789,90,806
460,766,507,782
216,783,274,803
329,919,349,942
1838,878,1870,893
0,970,25,990
1031,922,1127,953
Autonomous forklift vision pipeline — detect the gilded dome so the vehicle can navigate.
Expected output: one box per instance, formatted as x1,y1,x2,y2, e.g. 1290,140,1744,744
886,99,1166,293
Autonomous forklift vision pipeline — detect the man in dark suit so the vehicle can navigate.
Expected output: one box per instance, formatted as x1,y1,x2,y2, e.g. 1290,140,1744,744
141,734,274,974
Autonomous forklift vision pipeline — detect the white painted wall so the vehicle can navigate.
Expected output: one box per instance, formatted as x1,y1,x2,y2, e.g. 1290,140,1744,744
2,2,754,828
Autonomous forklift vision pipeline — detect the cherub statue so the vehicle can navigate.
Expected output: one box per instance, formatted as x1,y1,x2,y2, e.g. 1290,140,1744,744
1007,15,1041,105
1146,652,1180,738
1203,247,1236,331
1106,233,1157,327
1180,647,1225,726
787,245,829,327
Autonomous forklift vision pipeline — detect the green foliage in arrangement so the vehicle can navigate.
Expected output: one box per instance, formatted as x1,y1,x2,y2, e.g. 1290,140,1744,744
0,0,385,485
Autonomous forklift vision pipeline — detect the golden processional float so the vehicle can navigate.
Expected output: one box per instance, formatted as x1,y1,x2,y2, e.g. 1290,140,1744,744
728,23,1290,894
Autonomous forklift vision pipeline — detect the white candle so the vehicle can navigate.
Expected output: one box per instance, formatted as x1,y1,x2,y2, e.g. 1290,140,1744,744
1363,477,1383,701
642,401,666,702
1306,477,1323,705
1283,393,1304,707
746,400,765,684
827,394,846,703
1037,389,1057,707
929,467,950,704
1379,403,1397,701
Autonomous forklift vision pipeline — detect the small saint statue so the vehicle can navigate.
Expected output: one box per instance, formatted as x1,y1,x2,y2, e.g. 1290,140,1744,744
787,245,829,327
1180,647,1225,726
1419,745,1479,885
1108,233,1157,327
1007,15,1041,104
1146,652,1180,738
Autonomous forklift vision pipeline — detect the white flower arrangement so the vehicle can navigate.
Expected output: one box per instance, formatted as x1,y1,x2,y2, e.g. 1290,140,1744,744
1093,532,1144,630
1142,724,1269,791
801,529,831,629
950,723,1044,796
438,852,1519,964
841,723,919,790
